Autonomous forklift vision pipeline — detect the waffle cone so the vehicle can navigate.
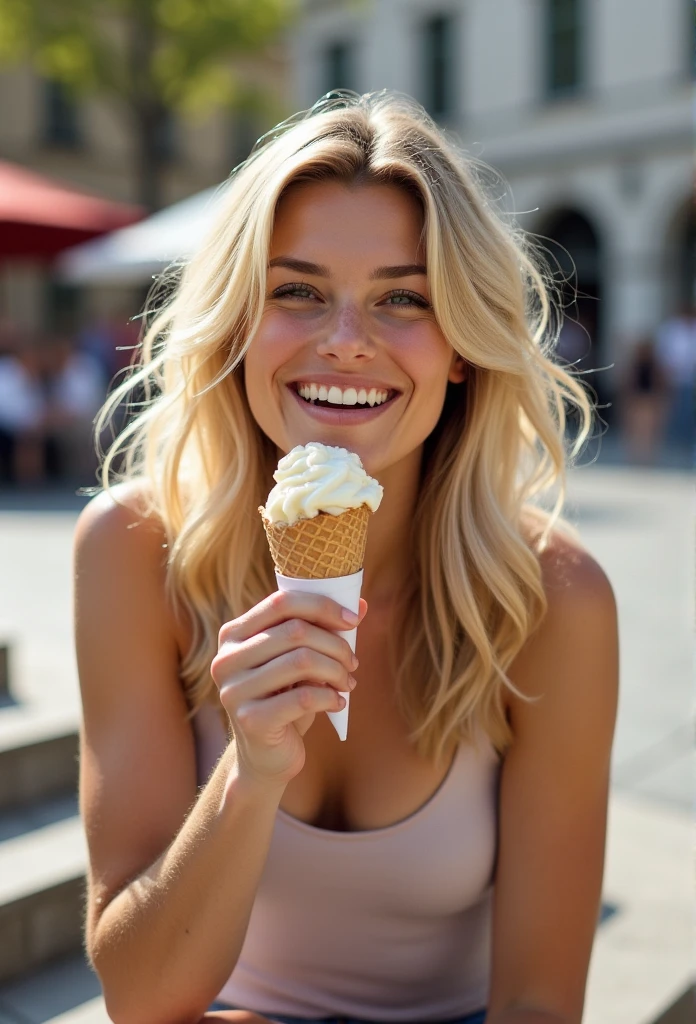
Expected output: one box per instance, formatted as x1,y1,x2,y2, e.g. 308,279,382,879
259,504,371,579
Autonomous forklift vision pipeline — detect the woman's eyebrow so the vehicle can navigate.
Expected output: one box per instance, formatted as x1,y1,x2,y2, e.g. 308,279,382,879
268,257,427,280
269,256,330,276
369,264,427,280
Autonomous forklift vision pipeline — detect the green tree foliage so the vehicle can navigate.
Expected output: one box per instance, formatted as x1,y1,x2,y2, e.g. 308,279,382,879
0,0,293,208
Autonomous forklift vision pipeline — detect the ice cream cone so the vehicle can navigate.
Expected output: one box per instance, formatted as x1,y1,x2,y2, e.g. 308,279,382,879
259,504,371,579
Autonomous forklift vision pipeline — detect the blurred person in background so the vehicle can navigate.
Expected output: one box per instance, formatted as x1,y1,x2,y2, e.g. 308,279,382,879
0,324,46,484
73,93,618,1024
655,304,696,455
618,337,669,465
78,312,141,388
44,338,107,482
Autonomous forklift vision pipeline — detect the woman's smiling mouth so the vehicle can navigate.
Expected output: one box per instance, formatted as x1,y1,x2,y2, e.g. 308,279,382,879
287,381,400,423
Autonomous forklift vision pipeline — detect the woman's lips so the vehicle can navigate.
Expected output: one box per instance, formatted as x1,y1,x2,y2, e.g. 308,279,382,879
287,385,399,425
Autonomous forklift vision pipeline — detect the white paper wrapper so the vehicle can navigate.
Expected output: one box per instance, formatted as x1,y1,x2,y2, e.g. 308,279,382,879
274,569,363,741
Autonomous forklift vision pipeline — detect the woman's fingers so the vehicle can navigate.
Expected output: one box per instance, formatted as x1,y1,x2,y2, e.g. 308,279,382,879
219,647,356,710
219,617,358,676
235,684,346,737
208,591,367,784
219,590,363,646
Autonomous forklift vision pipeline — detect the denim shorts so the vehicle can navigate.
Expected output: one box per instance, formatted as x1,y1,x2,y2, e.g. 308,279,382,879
206,1004,486,1024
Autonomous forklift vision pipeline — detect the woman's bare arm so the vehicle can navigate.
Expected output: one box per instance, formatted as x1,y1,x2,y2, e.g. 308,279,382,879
76,488,286,1024
486,532,619,1024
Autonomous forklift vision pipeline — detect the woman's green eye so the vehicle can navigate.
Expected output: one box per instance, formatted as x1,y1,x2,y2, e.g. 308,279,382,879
385,290,430,309
273,283,315,300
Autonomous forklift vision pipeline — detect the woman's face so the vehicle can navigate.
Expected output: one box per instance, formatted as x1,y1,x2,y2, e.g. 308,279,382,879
244,180,465,477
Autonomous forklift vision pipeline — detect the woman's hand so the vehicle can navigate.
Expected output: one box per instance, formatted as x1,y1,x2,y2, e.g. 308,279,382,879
211,592,366,787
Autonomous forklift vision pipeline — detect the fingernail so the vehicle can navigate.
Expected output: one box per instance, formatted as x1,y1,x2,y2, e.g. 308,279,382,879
351,653,359,670
348,675,357,689
342,607,359,625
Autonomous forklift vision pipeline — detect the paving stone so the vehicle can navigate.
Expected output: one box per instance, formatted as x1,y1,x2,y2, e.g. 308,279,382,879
584,794,694,1024
630,748,695,811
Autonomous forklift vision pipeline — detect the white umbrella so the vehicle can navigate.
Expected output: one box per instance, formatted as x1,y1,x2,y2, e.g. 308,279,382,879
56,184,225,285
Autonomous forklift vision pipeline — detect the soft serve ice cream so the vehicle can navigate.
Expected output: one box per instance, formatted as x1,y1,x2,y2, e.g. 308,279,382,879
263,442,383,526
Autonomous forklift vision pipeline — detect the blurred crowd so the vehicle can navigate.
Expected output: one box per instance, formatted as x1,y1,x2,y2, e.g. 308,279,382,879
0,315,139,486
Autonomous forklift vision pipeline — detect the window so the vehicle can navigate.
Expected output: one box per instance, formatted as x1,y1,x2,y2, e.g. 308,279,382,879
324,41,354,93
546,0,583,97
43,79,81,147
422,14,456,121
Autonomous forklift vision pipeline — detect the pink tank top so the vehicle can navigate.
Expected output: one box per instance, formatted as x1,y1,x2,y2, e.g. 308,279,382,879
193,703,500,1021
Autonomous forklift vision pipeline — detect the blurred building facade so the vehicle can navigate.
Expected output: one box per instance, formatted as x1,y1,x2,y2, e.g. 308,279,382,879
291,0,694,396
0,55,286,335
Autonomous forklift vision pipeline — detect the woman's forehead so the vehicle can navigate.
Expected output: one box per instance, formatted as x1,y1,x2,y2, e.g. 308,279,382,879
270,180,425,264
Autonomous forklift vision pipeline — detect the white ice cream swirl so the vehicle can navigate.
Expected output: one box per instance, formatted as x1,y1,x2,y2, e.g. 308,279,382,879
263,442,383,525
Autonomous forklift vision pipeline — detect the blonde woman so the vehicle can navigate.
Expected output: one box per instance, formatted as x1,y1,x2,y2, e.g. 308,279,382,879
74,93,618,1024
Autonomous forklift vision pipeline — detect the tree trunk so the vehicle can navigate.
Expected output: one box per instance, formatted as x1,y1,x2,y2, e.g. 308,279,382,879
127,8,164,211
132,98,164,211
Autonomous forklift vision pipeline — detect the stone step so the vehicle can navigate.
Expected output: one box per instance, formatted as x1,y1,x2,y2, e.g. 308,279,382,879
0,805,86,983
0,707,79,811
0,951,107,1024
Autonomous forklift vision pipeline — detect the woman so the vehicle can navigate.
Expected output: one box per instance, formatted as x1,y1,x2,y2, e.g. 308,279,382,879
74,92,618,1024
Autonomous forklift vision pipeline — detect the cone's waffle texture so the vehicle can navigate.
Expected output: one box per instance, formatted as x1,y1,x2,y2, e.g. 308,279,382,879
259,504,371,579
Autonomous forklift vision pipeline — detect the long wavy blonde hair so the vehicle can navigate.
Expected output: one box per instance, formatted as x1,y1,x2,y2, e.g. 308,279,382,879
97,91,590,762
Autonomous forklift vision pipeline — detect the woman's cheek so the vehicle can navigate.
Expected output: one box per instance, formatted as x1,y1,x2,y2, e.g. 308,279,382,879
254,309,309,356
384,324,453,385
246,315,304,392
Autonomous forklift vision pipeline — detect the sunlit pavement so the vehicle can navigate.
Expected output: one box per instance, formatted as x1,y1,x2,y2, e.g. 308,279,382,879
0,458,693,1023
564,464,694,1024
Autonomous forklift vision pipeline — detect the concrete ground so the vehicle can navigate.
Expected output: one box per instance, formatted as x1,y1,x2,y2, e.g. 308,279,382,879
563,464,694,1024
0,457,693,1023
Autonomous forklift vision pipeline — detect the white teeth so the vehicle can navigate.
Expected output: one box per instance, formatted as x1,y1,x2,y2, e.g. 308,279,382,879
295,383,392,407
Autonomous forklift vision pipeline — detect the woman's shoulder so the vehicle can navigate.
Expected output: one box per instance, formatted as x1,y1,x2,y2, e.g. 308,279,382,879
508,513,618,721
75,478,166,555
74,479,171,616
520,507,614,610
74,479,190,655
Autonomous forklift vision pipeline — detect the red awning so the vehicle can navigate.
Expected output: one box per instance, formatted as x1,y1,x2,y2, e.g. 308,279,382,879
0,160,144,259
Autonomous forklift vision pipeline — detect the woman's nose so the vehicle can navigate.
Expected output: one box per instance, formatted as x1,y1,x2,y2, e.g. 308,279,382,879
315,304,374,361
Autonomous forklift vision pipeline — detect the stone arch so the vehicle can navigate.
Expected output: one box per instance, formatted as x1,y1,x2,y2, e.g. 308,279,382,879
533,205,608,404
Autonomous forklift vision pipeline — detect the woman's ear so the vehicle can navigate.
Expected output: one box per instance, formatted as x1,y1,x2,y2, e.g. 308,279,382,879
448,354,467,385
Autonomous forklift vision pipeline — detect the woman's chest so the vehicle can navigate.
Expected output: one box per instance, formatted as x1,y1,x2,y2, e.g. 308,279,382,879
279,616,457,833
